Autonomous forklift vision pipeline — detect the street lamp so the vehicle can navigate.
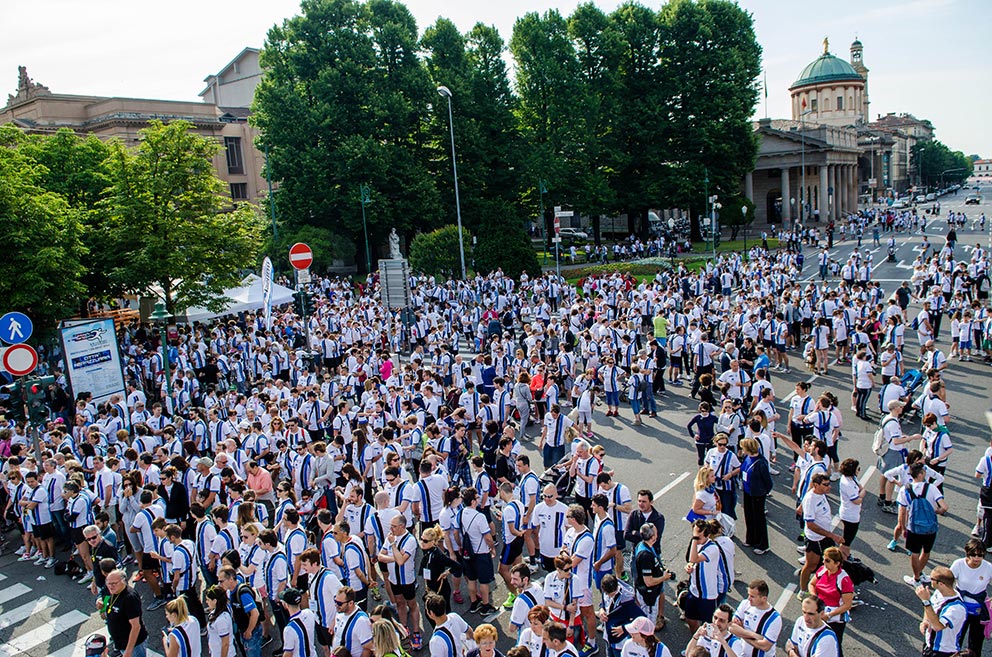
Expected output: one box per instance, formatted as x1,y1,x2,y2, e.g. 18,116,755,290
741,205,748,252
359,184,372,272
667,218,676,269
149,301,172,404
436,85,467,280
709,196,721,259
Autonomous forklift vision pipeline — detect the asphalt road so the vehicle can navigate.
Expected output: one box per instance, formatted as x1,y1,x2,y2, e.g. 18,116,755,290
0,186,990,657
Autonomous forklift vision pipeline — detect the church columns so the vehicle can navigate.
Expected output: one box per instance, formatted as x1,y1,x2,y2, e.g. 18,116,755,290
839,165,848,216
819,165,829,221
781,168,791,223
745,171,753,204
828,165,837,222
850,163,859,210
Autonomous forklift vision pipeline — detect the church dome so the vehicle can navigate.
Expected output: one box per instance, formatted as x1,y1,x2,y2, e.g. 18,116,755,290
790,52,863,89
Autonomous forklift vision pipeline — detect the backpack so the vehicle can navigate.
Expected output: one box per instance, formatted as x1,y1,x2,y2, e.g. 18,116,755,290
636,375,649,395
872,417,898,457
907,483,939,535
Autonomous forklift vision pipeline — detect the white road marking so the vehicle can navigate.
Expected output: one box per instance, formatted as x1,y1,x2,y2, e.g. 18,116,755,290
46,639,165,657
0,610,89,657
0,596,60,632
0,584,33,606
775,583,797,613
655,472,692,499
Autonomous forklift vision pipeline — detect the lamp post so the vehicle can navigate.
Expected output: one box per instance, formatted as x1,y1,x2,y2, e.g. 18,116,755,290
667,218,676,269
359,184,372,272
149,301,172,404
539,179,548,264
711,199,721,259
436,85,467,280
742,205,749,252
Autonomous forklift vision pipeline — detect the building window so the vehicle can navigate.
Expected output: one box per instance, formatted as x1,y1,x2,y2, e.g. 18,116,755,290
836,96,844,110
810,98,818,111
225,137,244,175
230,183,249,201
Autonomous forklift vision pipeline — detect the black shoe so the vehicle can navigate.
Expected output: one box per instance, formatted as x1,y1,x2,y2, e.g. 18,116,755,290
479,604,498,616
469,600,482,614
262,636,274,648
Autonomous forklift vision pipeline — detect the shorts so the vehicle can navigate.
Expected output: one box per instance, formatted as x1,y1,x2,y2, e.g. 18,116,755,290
71,527,87,546
501,537,524,566
572,586,593,608
877,449,904,473
614,528,626,551
464,554,495,584
542,555,558,573
578,411,593,425
141,552,158,571
32,522,54,541
391,583,417,601
316,625,334,647
905,531,937,555
605,391,620,407
835,339,848,348
683,594,718,622
842,520,860,546
480,507,493,523
774,343,787,353
805,536,836,556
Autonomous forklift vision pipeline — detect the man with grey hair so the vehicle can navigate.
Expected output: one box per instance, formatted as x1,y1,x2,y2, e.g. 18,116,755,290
633,522,673,632
83,523,118,595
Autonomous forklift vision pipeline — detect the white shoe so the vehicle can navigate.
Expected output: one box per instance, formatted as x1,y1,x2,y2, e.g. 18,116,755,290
830,472,841,481
79,572,94,585
17,552,33,562
34,554,47,566
14,546,26,556
769,467,781,475
44,557,56,568
903,575,920,587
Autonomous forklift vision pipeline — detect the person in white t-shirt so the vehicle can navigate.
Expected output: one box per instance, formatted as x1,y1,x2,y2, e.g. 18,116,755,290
786,596,839,657
950,539,992,656
836,459,866,560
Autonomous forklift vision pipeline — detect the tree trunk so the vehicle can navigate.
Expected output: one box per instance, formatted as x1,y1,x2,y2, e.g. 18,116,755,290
592,215,601,246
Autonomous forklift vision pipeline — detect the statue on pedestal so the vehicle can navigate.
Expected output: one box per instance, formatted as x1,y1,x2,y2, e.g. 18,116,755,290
388,228,401,259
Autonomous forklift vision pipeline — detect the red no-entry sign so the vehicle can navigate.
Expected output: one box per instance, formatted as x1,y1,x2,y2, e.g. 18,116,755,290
289,243,313,270
2,343,38,376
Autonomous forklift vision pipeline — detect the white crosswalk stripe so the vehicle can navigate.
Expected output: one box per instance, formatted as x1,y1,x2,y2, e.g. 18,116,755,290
0,570,167,657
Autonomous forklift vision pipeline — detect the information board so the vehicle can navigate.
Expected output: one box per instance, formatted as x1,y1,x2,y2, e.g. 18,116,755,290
59,318,126,406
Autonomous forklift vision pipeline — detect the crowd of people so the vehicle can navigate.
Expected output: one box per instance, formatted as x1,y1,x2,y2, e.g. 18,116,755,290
1,208,991,657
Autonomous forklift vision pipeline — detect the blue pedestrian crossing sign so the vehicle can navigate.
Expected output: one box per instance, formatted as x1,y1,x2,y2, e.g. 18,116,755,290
0,312,32,345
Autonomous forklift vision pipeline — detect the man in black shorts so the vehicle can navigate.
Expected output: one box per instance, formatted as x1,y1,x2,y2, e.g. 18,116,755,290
497,483,526,605
799,473,845,592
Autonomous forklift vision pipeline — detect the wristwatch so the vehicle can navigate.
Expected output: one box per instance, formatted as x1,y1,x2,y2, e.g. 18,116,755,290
922,600,933,607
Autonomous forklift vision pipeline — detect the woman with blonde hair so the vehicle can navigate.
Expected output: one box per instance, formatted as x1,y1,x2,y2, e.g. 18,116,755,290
686,466,719,522
163,596,201,657
739,438,773,554
371,619,405,657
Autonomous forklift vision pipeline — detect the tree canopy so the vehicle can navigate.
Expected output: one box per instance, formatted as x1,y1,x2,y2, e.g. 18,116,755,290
253,0,762,271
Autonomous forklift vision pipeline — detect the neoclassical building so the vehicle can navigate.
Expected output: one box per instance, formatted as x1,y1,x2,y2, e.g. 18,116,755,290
747,39,866,225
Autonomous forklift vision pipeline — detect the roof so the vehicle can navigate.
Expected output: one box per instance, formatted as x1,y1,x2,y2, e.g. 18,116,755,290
790,52,864,89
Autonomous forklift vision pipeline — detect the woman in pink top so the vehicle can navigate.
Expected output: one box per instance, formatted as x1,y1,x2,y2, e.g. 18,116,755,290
807,546,855,657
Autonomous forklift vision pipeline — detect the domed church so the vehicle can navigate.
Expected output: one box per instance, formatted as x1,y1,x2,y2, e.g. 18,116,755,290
789,37,869,127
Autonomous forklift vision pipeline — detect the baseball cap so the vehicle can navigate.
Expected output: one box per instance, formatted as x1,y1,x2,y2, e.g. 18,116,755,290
624,617,655,636
279,588,303,605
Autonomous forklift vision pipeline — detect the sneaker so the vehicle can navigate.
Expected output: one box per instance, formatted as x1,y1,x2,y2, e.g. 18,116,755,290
580,644,599,657
148,597,168,611
502,592,517,609
876,497,886,507
829,472,840,482
796,545,806,554
882,503,898,515
479,603,498,616
453,591,465,605
411,633,423,651
753,548,769,555
369,583,382,602
796,591,809,602
14,545,26,556
847,556,863,565
17,552,34,562
79,572,94,585
769,467,781,476
34,553,47,565
903,575,920,587
798,556,807,565
920,574,932,585
44,557,56,568
850,597,863,609
620,571,630,583
469,600,482,614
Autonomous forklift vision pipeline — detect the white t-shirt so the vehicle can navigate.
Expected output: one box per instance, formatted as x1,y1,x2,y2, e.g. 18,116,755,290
207,610,235,657
282,609,317,657
951,557,992,614
733,600,782,657
789,620,839,657
536,501,569,558
837,476,863,523
429,613,471,657
801,492,833,542
621,639,673,657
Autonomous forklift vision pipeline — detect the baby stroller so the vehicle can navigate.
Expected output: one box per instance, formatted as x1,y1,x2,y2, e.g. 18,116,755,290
539,457,575,503
901,369,925,396
887,245,896,262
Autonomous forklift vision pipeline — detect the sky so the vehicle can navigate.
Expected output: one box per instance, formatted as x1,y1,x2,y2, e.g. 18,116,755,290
4,0,990,154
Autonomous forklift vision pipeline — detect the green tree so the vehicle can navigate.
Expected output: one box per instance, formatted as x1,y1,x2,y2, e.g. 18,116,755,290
252,0,441,272
658,0,761,239
0,126,87,328
408,225,472,278
16,129,116,298
510,10,583,239
913,138,972,188
101,120,263,314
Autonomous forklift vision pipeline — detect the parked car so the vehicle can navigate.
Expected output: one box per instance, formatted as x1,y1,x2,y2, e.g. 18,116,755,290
915,194,927,203
925,193,936,201
558,227,589,241
965,195,982,205
890,199,908,210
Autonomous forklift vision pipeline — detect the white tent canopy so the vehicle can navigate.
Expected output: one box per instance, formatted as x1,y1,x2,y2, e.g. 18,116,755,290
182,274,295,323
